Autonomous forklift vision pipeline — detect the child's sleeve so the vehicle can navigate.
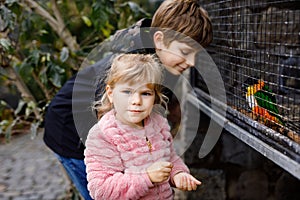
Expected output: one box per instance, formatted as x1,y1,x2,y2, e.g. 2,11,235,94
84,124,153,200
169,139,190,186
160,117,190,186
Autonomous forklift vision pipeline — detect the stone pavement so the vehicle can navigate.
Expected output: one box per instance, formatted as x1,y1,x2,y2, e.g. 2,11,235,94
0,130,188,200
0,131,71,200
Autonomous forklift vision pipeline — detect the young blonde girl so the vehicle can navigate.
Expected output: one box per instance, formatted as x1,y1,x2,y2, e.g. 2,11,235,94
84,54,201,200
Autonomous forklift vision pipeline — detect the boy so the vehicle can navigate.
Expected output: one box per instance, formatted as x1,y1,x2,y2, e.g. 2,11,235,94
43,0,212,199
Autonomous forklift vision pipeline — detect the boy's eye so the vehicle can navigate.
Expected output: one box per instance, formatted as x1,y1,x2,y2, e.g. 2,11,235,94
181,50,190,56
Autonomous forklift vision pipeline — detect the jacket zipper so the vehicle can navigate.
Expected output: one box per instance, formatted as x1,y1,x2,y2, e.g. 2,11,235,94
145,136,161,199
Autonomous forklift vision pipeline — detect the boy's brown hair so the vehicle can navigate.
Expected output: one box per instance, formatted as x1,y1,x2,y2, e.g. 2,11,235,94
151,0,213,48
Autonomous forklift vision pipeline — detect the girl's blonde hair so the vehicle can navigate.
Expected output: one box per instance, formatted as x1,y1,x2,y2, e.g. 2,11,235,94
94,53,168,119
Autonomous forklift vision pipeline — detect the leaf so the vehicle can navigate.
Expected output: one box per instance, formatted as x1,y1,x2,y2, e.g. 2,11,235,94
5,0,19,5
0,120,10,135
18,61,33,78
31,49,41,67
39,65,48,85
0,5,16,30
127,2,148,16
39,29,49,35
0,100,9,108
14,100,26,115
48,63,65,88
0,38,12,51
101,26,111,38
81,16,92,27
60,47,69,62
25,101,36,118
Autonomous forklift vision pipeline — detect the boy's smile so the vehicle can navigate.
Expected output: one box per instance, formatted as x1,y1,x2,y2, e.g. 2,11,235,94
156,40,197,75
107,81,156,127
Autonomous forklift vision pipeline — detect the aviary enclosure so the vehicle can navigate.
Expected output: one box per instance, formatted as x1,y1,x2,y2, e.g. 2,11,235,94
191,0,300,178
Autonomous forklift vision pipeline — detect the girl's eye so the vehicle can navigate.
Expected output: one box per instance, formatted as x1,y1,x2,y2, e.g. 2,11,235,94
142,92,153,96
122,90,132,94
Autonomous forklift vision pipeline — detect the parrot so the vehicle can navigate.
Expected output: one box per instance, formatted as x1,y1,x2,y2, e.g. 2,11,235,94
242,78,284,126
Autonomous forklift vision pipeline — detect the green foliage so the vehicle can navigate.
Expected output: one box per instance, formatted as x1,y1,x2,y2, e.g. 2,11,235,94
0,38,13,52
0,0,152,140
117,1,151,28
17,49,67,95
0,4,16,30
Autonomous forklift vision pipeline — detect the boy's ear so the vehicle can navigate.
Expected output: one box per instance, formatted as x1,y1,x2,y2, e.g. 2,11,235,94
106,85,113,103
153,31,165,50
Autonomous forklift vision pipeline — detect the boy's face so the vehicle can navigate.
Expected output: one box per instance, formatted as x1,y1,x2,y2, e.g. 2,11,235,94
107,81,155,128
156,40,197,75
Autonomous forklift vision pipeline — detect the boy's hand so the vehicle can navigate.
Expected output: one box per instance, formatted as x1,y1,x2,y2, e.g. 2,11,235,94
173,172,201,191
147,161,173,183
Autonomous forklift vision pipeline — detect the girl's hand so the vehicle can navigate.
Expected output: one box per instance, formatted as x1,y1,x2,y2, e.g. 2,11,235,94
173,172,201,191
147,161,173,183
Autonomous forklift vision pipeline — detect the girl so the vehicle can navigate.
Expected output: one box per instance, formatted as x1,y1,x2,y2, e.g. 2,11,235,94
84,54,201,200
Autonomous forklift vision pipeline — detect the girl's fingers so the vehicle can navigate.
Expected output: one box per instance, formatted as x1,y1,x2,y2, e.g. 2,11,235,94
191,180,198,190
181,176,188,190
190,176,201,185
162,162,173,168
162,167,172,173
187,175,201,190
174,173,202,191
187,178,193,191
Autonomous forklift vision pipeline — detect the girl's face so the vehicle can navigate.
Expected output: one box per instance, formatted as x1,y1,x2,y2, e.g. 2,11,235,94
107,81,156,128
155,39,197,75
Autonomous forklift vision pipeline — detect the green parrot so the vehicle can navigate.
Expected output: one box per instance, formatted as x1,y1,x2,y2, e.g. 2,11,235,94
242,78,284,125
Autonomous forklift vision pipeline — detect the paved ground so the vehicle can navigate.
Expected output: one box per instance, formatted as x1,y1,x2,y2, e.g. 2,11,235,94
0,130,185,200
0,131,72,200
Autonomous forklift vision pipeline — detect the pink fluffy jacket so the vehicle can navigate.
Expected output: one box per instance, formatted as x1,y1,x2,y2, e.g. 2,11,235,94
84,110,189,200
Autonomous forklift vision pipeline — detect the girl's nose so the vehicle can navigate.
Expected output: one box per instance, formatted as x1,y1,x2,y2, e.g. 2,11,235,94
131,93,141,105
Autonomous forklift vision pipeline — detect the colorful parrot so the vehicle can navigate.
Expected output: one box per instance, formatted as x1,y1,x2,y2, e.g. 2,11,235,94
242,78,284,126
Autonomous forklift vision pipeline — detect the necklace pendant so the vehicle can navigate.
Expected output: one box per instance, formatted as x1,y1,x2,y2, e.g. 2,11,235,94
145,137,152,152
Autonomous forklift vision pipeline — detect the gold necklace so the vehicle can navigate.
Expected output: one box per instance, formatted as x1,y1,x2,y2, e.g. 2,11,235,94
145,136,152,153
143,119,152,153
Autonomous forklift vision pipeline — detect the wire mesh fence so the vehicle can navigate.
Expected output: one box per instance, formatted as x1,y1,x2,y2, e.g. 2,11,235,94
193,0,300,156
